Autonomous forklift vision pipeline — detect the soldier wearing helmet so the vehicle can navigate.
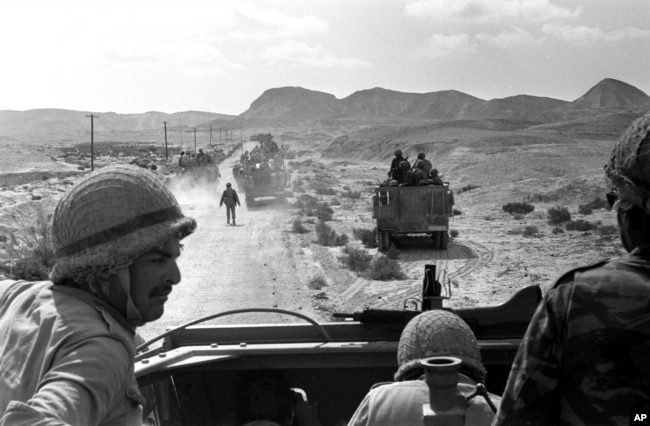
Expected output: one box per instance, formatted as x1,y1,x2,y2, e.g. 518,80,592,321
220,182,241,225
0,164,196,425
412,152,433,175
348,310,500,425
495,113,650,425
388,149,409,180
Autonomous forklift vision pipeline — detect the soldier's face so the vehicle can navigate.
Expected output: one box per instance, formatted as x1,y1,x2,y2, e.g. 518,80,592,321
129,238,182,323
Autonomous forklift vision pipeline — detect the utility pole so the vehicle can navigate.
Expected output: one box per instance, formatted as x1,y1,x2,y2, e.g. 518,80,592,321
162,121,168,159
193,127,197,152
209,123,213,147
219,127,221,145
85,114,98,171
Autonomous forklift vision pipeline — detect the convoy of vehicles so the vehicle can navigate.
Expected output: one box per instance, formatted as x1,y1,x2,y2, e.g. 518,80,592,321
373,182,455,251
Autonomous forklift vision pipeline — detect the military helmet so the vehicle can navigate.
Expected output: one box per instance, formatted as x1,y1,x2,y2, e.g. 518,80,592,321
394,149,402,156
395,310,486,383
226,182,232,187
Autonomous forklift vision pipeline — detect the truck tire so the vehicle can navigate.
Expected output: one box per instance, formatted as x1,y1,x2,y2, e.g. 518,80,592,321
377,231,391,252
440,231,449,250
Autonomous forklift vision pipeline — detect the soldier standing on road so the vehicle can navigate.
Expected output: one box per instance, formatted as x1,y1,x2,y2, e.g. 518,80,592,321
0,165,197,425
220,182,241,226
494,112,650,425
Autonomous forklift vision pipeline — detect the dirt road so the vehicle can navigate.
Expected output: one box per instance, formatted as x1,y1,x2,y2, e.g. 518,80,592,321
140,150,322,341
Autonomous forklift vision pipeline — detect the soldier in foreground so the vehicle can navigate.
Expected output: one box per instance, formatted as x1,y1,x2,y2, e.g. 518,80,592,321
0,165,197,425
494,112,650,425
348,310,500,425
220,182,241,225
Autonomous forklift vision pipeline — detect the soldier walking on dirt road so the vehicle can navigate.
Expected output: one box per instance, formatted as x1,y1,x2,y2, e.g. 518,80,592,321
220,182,241,225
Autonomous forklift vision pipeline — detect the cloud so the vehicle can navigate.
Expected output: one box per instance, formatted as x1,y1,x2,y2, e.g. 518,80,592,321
229,4,329,41
405,0,581,23
543,23,650,42
415,34,476,58
262,41,369,68
102,40,227,67
476,27,540,48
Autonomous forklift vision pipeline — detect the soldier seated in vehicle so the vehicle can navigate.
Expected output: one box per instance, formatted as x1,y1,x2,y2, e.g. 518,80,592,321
412,161,429,185
412,152,433,175
348,310,500,425
388,149,407,179
429,169,443,185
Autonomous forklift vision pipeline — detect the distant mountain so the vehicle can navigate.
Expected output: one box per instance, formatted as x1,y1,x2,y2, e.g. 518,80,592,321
0,109,235,138
567,78,650,110
476,95,568,118
239,87,340,125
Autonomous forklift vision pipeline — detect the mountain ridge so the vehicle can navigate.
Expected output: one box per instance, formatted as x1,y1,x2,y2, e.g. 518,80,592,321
1,78,648,138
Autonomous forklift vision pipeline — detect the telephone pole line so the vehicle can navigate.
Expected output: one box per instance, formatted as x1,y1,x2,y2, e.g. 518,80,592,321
85,114,98,171
193,128,197,152
162,121,168,159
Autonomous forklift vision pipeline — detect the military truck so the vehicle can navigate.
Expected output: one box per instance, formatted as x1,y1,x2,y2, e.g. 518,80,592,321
135,265,541,425
373,183,454,251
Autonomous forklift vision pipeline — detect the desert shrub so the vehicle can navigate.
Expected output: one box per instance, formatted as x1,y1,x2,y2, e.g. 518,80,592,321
284,150,296,159
293,186,305,193
314,186,337,196
316,202,334,222
450,229,459,238
315,221,348,246
292,177,304,187
523,225,539,236
296,194,318,209
597,224,618,235
353,227,378,248
292,219,309,234
566,219,595,231
453,209,462,216
338,246,373,273
552,226,564,234
579,196,610,214
304,217,316,224
0,235,7,243
341,190,362,199
367,255,406,281
9,257,50,280
458,184,480,193
547,206,571,224
342,185,351,191
503,202,535,215
308,274,327,290
330,198,341,206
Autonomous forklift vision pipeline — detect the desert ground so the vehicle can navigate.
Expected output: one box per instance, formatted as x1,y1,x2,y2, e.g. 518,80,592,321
0,124,626,343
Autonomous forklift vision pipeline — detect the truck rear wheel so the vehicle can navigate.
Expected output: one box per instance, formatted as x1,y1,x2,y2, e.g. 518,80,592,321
432,231,449,250
377,231,391,252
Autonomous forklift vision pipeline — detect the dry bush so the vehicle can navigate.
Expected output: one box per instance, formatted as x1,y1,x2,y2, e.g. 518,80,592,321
367,255,406,281
578,197,610,215
352,227,378,248
450,229,459,238
308,274,328,290
292,219,309,234
565,219,595,231
315,221,348,246
341,190,362,199
597,225,617,235
503,202,535,215
458,184,480,194
547,206,571,224
316,202,334,222
523,225,539,236
338,246,373,273
330,198,341,206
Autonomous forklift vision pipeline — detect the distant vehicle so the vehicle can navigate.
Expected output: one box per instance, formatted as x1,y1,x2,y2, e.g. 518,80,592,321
135,265,541,425
240,164,290,207
373,182,454,251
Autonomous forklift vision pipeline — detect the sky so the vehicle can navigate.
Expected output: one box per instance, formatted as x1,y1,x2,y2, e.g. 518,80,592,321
1,0,649,115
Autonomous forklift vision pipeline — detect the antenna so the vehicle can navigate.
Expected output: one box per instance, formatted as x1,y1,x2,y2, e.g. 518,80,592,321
162,121,168,159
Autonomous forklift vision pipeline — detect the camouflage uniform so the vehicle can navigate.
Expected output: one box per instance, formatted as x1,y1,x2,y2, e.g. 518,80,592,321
494,247,650,425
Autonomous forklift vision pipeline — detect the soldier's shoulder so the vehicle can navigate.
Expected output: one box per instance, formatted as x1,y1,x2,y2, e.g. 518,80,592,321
552,258,613,288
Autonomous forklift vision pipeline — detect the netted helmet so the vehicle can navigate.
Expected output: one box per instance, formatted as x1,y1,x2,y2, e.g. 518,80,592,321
226,182,232,187
418,152,426,160
431,169,439,176
395,310,486,383
604,112,650,214
50,164,197,285
394,149,402,156
399,160,410,170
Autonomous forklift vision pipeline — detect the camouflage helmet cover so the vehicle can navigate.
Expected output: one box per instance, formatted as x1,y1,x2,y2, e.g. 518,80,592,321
604,112,650,214
394,149,402,156
395,310,486,383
